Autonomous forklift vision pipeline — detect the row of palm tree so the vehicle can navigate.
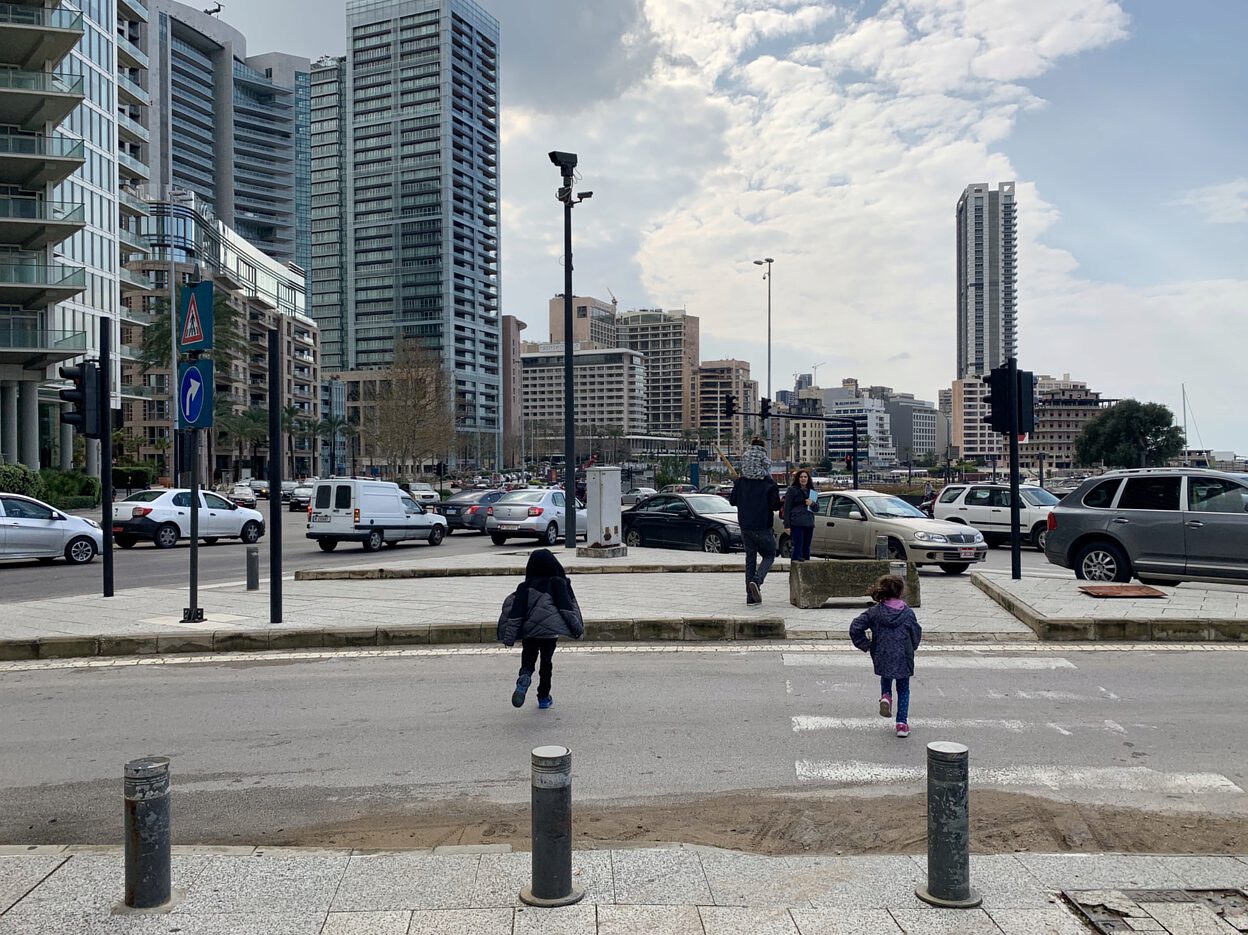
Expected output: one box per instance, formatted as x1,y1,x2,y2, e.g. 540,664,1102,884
212,407,356,481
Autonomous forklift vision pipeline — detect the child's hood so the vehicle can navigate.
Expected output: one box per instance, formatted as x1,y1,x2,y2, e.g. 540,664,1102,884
870,602,910,628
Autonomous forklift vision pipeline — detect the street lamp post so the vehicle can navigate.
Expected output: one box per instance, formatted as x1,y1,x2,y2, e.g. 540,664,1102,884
753,258,773,451
549,151,592,550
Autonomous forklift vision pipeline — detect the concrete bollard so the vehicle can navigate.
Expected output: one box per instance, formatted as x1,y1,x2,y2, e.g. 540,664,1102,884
916,742,982,909
519,745,585,907
246,545,260,591
874,535,889,560
123,756,173,911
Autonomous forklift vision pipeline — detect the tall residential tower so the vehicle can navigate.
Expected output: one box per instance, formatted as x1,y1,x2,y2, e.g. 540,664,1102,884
956,182,1016,378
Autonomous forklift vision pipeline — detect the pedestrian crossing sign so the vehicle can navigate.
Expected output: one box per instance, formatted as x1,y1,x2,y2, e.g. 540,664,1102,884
178,281,214,353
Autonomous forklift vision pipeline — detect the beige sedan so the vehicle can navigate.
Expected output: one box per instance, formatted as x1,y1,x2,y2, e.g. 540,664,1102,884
774,489,988,575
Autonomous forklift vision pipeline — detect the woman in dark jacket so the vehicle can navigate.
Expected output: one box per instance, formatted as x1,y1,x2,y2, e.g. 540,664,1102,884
497,549,585,709
782,469,818,561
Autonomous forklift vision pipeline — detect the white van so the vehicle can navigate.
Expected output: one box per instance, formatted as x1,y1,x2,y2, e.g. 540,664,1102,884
306,478,446,552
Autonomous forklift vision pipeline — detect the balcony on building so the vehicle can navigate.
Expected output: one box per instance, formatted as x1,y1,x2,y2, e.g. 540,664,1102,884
117,148,150,180
0,70,83,130
116,71,149,106
0,3,83,70
0,320,87,368
118,264,152,294
115,28,147,70
116,108,148,144
0,132,83,186
0,261,86,306
118,186,149,218
118,225,149,255
0,196,85,249
117,0,149,23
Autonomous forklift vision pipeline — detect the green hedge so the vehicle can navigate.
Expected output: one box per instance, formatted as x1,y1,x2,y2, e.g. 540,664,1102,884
114,464,155,488
40,469,100,505
48,495,98,512
0,463,47,500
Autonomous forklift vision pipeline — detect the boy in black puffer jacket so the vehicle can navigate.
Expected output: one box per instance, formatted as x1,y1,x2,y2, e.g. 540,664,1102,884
497,549,585,710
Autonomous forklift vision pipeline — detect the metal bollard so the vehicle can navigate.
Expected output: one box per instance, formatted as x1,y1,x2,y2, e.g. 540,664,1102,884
875,534,889,560
519,745,585,907
245,545,259,591
123,757,173,910
916,742,982,909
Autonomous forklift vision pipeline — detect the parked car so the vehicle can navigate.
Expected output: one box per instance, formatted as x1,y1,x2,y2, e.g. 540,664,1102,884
485,489,586,546
249,479,270,500
228,484,257,508
406,482,440,505
279,481,297,502
934,482,1060,550
774,489,987,574
436,488,504,533
0,493,102,565
621,486,657,507
306,478,446,552
622,493,742,553
288,484,314,512
112,489,265,549
660,484,697,494
1044,468,1248,584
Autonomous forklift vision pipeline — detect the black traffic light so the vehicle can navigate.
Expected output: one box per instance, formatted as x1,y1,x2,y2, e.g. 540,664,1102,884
980,366,1011,434
759,397,772,420
722,393,736,419
59,361,101,439
1017,370,1035,435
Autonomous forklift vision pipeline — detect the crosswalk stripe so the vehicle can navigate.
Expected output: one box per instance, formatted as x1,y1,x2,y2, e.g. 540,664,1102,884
782,653,1076,670
794,716,1027,732
794,760,1243,794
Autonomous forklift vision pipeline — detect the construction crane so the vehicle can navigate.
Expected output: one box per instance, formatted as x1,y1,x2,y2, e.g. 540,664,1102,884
810,361,827,387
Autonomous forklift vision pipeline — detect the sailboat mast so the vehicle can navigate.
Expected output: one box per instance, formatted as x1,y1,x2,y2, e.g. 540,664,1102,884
1182,384,1188,466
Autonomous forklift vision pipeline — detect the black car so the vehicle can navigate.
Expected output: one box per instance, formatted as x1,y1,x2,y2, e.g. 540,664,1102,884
621,493,743,554
288,484,314,512
435,488,504,533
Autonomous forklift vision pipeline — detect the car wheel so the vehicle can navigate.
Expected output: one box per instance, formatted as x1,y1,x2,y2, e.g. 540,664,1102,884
317,539,338,552
240,521,263,544
778,534,792,558
887,538,907,561
490,533,509,546
939,563,969,575
702,529,727,553
444,526,453,536
429,525,445,546
624,527,644,548
1074,540,1131,583
363,529,384,552
115,535,136,549
203,537,219,545
153,523,179,549
64,536,98,565
1030,523,1048,552
544,522,559,546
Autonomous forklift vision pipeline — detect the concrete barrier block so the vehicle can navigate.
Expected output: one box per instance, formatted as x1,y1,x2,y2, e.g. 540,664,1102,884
788,559,896,609
213,630,271,653
0,640,39,661
36,636,100,659
634,618,683,641
682,618,730,640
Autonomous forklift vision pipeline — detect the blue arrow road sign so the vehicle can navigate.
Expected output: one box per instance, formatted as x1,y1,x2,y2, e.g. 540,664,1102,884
178,360,214,430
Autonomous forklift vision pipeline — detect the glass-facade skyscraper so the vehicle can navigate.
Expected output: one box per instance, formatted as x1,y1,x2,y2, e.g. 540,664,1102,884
312,0,501,463
956,181,1017,379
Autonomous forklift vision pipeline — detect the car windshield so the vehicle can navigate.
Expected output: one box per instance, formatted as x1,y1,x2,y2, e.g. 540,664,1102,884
860,495,926,519
1021,488,1060,507
231,486,252,494
294,487,313,495
498,491,545,504
123,490,166,502
686,495,733,515
411,484,434,491
447,490,489,502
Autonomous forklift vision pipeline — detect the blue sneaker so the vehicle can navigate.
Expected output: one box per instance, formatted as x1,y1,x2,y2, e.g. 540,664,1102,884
512,671,532,708
537,695,553,710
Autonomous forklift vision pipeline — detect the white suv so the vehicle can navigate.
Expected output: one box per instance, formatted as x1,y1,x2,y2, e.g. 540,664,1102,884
405,482,440,505
112,489,266,549
934,483,1060,550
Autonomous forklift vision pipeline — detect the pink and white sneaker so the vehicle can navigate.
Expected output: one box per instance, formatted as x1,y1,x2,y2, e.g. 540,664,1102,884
896,722,911,738
879,695,892,718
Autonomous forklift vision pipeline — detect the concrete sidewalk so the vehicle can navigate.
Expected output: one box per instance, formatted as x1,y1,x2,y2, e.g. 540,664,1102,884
2,845,1246,933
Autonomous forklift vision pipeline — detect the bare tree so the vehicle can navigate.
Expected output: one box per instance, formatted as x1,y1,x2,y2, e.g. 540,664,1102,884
359,340,454,481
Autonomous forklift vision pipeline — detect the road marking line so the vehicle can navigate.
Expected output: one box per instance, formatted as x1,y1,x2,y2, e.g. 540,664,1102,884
1047,723,1074,736
783,654,1076,670
793,716,1028,732
794,761,1243,794
1103,719,1127,734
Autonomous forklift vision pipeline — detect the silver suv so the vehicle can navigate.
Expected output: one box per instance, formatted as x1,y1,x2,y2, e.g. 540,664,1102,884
1044,469,1248,584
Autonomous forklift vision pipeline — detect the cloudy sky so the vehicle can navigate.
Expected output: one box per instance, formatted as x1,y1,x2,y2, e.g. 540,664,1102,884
225,0,1248,453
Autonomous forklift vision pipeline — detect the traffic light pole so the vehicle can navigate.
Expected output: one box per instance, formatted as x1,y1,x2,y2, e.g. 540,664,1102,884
99,318,114,598
1007,356,1022,581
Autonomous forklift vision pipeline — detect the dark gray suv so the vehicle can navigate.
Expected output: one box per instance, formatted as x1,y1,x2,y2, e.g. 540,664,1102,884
1044,469,1248,584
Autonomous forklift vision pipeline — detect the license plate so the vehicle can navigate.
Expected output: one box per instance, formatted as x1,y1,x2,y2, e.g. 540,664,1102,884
112,525,124,533
445,507,460,515
959,547,976,558
499,522,518,529
312,513,331,523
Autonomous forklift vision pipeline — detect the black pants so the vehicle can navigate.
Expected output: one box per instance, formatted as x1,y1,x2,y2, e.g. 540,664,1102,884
519,637,558,698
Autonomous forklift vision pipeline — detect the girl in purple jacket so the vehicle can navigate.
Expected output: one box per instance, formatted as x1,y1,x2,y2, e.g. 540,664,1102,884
849,575,922,738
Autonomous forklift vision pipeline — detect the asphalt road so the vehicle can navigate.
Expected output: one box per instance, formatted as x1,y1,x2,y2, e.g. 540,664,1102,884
0,644,1242,845
0,507,1061,601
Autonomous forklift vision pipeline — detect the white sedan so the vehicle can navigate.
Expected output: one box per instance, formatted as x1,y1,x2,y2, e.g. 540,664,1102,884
112,489,266,549
0,493,102,565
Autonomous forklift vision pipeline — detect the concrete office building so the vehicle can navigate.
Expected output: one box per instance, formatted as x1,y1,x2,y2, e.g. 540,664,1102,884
310,0,501,465
0,0,147,472
949,376,1003,466
1018,373,1114,473
956,182,1017,378
520,344,647,451
696,359,757,447
818,380,896,467
148,1,308,266
500,313,524,466
865,388,939,464
548,294,617,348
617,307,699,434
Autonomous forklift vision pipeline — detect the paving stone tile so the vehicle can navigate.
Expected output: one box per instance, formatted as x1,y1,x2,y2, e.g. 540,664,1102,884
597,905,704,935
701,851,841,907
1016,854,1181,889
699,905,800,934
513,903,598,934
0,909,323,935
472,851,613,907
612,848,712,906
805,856,925,909
177,854,348,914
406,908,514,935
1138,902,1242,934
790,908,903,934
886,907,1005,933
331,853,480,911
0,855,65,913
1149,855,1248,887
910,854,1056,909
987,907,1095,935
12,854,208,915
321,910,413,934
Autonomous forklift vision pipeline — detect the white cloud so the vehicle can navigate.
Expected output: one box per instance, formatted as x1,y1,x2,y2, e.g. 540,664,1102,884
1173,178,1248,225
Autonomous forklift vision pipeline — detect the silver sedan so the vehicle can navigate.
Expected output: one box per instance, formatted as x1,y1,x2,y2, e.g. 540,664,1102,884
486,489,587,546
0,493,103,565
